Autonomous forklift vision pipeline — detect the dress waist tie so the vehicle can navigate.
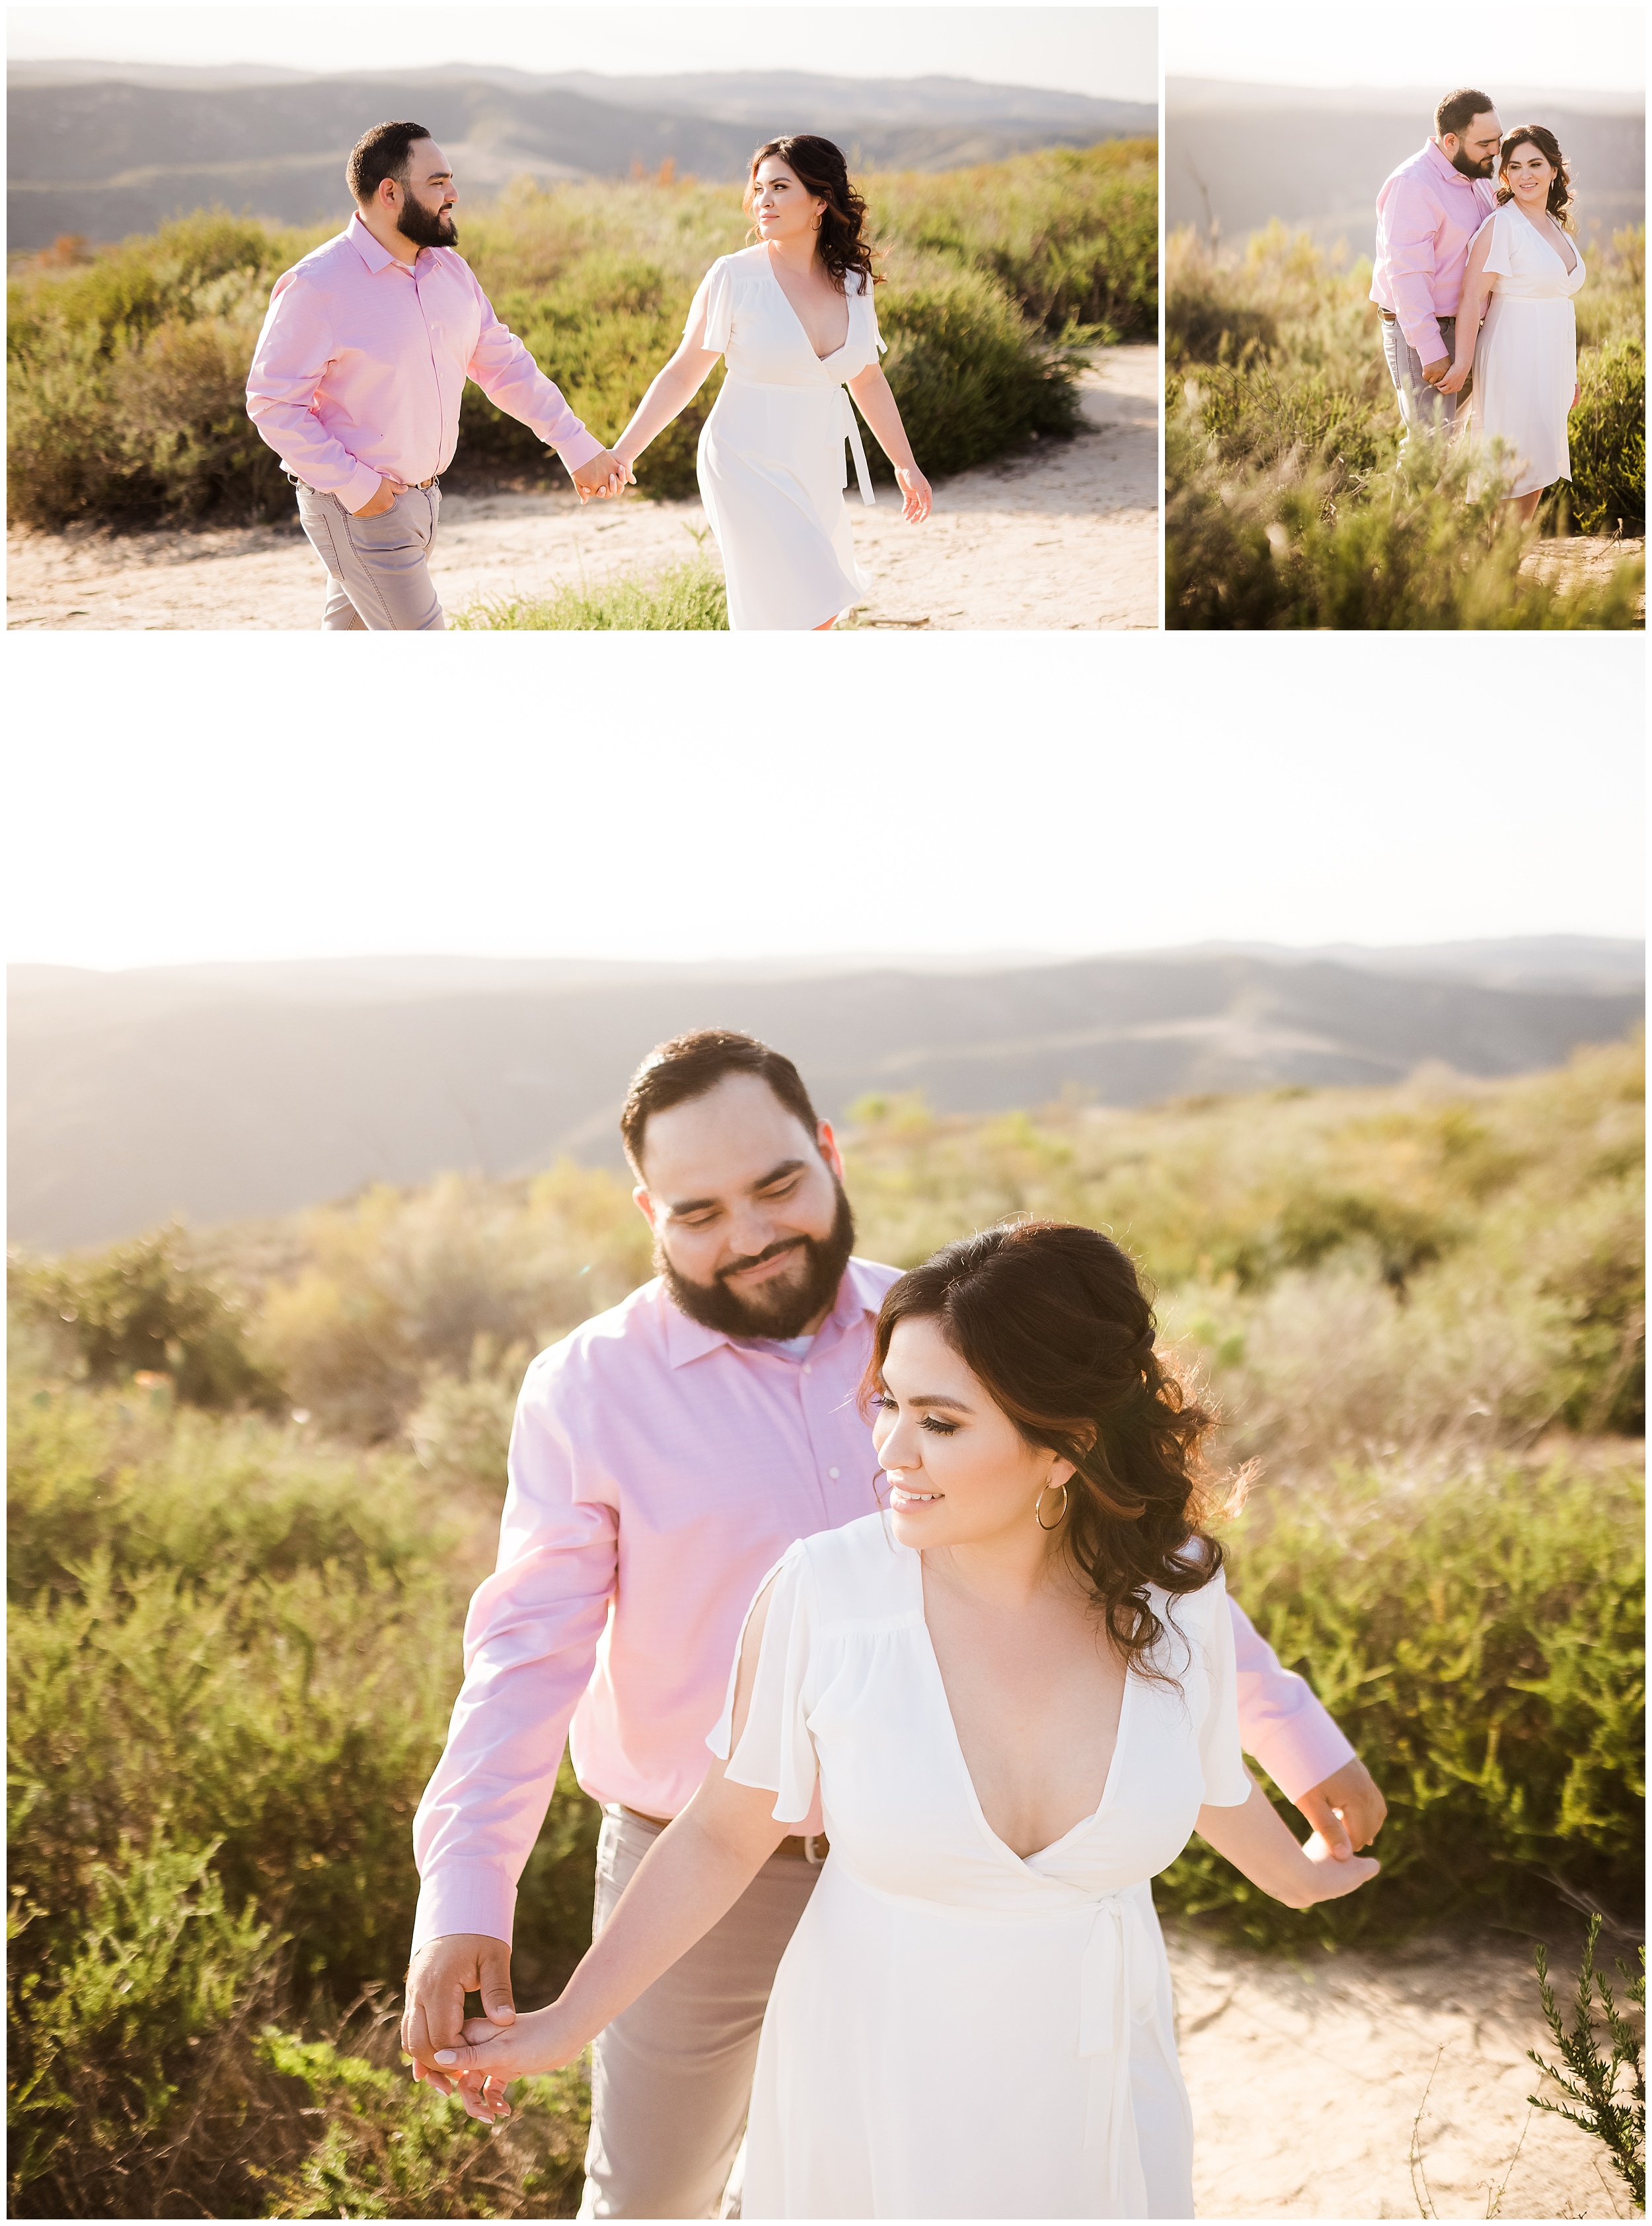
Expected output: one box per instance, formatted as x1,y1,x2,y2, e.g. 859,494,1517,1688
1079,1888,1160,2216
837,385,876,507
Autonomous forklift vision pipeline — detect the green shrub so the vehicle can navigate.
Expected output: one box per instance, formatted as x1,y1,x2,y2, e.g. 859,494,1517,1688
1157,1458,1646,1947
455,552,729,630
1569,337,1647,535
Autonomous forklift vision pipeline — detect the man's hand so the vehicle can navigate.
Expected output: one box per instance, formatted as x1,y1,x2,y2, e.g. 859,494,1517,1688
569,449,634,503
401,1933,515,2096
352,474,406,518
1295,1757,1386,1859
1421,357,1451,387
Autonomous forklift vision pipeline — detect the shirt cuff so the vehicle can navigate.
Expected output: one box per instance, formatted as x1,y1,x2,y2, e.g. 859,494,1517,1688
339,459,384,514
554,427,605,474
1244,1715,1357,1806
1403,316,1447,368
411,1861,517,1954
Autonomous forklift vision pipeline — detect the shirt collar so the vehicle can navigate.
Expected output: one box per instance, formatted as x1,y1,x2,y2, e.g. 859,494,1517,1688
347,211,417,275
1425,139,1474,190
662,1254,885,1370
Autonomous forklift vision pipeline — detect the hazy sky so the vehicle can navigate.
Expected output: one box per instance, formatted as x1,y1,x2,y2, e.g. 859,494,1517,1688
7,5,1159,102
1164,5,1645,94
6,640,1641,972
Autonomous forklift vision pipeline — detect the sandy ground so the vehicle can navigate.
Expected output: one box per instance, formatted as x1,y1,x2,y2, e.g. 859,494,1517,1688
1170,1927,1637,2221
1520,536,1646,620
4,347,1157,632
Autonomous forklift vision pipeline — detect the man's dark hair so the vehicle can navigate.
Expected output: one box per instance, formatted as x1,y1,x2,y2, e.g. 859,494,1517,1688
620,1029,823,1173
1435,89,1495,141
346,121,433,205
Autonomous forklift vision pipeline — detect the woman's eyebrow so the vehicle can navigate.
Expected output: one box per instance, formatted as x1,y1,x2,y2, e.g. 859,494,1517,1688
907,1393,973,1412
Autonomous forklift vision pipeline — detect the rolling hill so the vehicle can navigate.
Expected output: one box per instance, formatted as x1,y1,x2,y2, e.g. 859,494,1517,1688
1165,77,1644,257
7,63,1154,249
9,941,1641,1251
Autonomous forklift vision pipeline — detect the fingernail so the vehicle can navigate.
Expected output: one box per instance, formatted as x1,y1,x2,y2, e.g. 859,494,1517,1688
435,2051,457,2065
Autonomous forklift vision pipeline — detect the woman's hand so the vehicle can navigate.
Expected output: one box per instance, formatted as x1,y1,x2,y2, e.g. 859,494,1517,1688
895,464,932,523
1437,360,1472,396
1294,1832,1382,1908
1195,1778,1380,1911
424,2003,584,2124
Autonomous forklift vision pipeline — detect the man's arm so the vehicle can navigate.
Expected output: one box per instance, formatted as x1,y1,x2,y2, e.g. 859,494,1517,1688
461,274,620,494
245,272,386,514
1382,173,1450,372
402,1353,617,2078
1226,1594,1385,1857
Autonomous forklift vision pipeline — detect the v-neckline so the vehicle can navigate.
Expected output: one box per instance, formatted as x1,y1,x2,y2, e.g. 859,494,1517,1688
763,249,850,364
909,1547,1134,1871
1511,201,1578,277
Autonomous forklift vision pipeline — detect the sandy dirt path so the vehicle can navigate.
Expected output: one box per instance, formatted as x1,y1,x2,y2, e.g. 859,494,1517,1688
1169,1927,1635,2220
5,347,1157,632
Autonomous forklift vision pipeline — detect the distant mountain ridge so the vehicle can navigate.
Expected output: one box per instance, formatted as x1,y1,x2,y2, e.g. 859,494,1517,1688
9,941,1641,1251
1165,77,1644,254
7,64,1154,248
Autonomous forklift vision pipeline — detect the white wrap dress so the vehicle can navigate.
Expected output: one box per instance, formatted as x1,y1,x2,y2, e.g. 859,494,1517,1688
708,1512,1251,2219
685,246,886,630
1470,203,1587,498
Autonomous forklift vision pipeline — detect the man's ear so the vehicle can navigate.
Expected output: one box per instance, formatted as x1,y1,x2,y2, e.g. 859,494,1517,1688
815,1121,846,1183
632,1181,658,1232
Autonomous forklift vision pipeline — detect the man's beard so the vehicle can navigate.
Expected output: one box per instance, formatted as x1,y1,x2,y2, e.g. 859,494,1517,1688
659,1183,858,1341
397,198,457,248
1449,147,1495,179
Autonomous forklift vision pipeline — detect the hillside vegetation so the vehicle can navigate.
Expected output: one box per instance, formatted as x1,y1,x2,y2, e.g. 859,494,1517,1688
6,141,1154,531
9,1037,1643,2217
1166,221,1646,628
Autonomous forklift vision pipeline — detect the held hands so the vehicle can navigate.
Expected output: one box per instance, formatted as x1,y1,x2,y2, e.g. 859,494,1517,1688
353,474,407,517
400,1933,516,2099
1437,359,1473,396
1420,357,1451,388
433,2003,585,2124
895,464,932,523
1295,1756,1386,1859
570,447,635,503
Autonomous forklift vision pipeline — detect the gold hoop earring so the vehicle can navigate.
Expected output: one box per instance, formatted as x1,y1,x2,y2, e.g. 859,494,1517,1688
1034,1479,1069,1532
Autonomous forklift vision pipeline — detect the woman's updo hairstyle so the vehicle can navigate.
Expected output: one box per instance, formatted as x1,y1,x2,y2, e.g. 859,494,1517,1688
862,1219,1230,1676
1496,124,1575,230
744,134,882,293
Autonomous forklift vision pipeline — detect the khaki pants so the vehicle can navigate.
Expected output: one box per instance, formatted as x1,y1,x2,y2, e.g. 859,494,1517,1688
578,1807,820,2219
292,478,446,630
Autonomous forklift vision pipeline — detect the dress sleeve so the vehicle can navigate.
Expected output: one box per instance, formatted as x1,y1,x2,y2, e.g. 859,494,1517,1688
858,270,887,356
706,1542,818,1823
1193,1567,1250,1807
1480,206,1517,278
684,259,734,355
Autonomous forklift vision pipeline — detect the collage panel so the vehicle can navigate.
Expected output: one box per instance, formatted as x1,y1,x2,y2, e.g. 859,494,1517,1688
1162,5,1646,628
7,5,1158,632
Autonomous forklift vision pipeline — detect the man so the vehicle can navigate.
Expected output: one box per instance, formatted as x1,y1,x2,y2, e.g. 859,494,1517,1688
246,121,626,629
404,1029,1387,2217
1370,89,1502,451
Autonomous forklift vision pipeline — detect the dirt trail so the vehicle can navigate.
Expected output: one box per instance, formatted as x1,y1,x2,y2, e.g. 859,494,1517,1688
1519,537,1646,619
1170,1927,1634,2220
5,348,1158,632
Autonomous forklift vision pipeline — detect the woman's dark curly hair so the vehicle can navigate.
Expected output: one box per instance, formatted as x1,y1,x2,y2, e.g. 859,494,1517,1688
744,135,882,292
861,1219,1230,1679
1496,124,1575,231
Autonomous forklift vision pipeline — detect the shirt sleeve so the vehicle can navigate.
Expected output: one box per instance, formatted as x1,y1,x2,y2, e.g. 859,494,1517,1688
462,268,603,471
1197,1568,1251,1807
683,260,734,355
1383,174,1449,365
706,1541,819,1824
1228,1591,1356,1802
410,1347,618,1950
244,270,383,513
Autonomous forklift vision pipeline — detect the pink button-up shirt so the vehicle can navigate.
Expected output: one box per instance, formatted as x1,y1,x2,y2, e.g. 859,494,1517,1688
246,213,602,511
1370,139,1498,367
412,1258,1355,1949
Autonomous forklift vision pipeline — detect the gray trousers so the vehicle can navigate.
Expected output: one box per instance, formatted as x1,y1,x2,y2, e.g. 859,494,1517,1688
578,1807,819,2219
1379,313,1464,453
292,478,446,630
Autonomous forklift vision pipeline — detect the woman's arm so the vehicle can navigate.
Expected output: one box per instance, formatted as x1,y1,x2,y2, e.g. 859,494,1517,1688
845,363,932,521
1439,227,1497,394
1195,1777,1380,1909
611,340,722,478
430,1585,792,2119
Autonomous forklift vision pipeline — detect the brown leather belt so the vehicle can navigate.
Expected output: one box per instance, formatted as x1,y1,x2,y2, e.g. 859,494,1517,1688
620,1805,827,1864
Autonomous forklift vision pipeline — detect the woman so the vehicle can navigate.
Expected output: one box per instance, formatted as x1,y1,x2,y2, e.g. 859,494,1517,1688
433,1222,1376,2217
605,135,932,630
1441,125,1586,525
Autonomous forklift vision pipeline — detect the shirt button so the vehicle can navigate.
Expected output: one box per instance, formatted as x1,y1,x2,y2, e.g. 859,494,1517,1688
802,1363,812,1375
829,1467,841,1479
